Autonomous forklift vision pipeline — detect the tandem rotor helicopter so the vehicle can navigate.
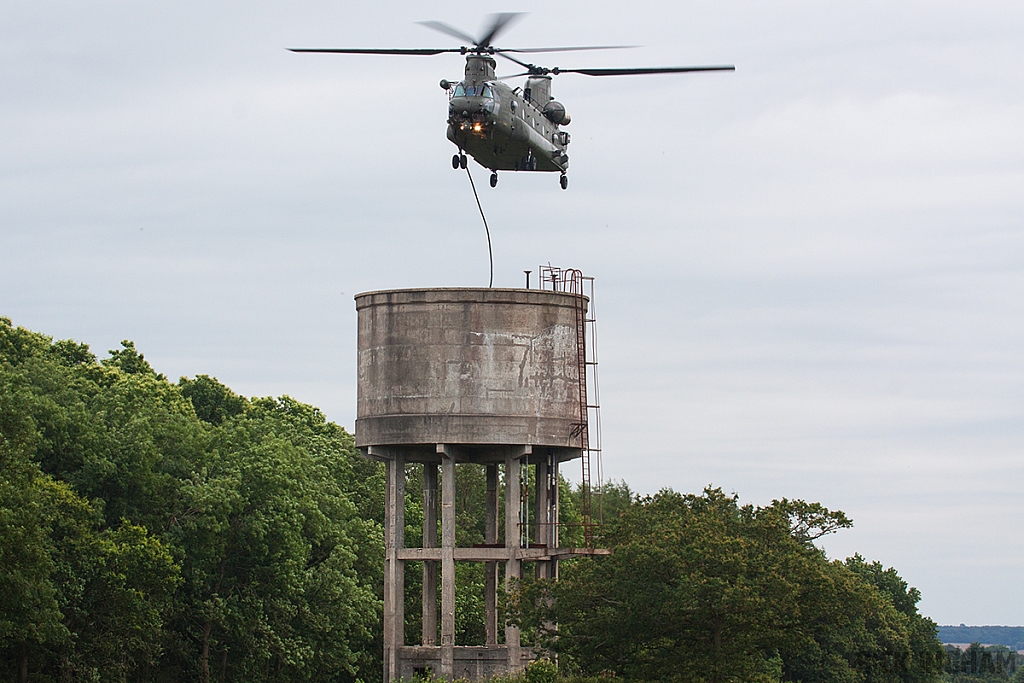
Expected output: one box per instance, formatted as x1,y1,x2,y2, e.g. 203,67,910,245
291,13,733,190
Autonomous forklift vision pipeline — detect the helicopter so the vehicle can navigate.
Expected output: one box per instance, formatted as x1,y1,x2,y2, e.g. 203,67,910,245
291,13,733,190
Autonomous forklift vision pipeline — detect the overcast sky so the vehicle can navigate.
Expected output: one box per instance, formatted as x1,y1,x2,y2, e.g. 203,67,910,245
2,0,1022,626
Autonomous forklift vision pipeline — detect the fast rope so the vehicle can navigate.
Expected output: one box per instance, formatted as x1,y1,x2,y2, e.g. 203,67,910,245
465,166,494,288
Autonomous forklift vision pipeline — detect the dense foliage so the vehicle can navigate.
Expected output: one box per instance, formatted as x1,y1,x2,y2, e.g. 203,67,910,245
0,318,383,682
1,318,950,682
514,489,945,683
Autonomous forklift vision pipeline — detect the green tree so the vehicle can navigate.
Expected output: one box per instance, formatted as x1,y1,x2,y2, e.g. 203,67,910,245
166,397,382,683
103,339,159,376
1,320,183,681
0,448,68,681
46,500,180,682
180,374,248,425
517,487,941,683
2,319,386,682
844,555,944,683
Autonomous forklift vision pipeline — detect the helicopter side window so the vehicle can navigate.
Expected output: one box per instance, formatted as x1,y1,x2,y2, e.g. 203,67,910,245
453,84,466,97
481,85,493,98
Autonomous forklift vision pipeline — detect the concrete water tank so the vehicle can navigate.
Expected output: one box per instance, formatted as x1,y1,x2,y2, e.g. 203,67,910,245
354,287,586,448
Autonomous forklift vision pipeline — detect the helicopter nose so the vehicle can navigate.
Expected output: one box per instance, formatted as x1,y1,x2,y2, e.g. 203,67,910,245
450,97,490,117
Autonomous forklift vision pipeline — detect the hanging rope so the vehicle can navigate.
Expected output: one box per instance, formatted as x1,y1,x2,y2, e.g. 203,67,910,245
465,166,493,288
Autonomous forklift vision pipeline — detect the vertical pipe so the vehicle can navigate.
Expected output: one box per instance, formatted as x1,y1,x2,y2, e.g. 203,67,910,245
384,454,406,682
485,463,499,645
440,452,456,678
422,463,438,646
505,452,522,672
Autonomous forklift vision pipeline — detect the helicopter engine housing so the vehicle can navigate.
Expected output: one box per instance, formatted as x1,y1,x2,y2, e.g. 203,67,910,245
524,75,552,105
543,100,571,126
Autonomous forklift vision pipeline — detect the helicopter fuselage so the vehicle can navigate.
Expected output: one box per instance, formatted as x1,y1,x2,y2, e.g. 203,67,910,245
446,56,569,173
291,16,733,189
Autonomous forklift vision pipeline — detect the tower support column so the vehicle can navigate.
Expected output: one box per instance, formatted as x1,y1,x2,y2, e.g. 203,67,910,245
383,453,405,682
550,459,559,580
504,451,523,672
440,446,457,678
535,456,553,581
484,463,499,645
422,463,438,646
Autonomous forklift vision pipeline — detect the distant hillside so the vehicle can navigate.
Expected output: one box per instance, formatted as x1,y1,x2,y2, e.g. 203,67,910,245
939,625,1024,649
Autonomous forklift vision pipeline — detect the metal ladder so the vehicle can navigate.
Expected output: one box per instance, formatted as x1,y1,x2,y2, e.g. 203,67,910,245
539,266,602,548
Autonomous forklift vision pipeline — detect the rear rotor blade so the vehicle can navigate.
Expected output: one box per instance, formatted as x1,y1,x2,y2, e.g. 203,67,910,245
416,20,478,45
289,47,462,55
498,45,637,54
553,65,735,76
477,12,524,47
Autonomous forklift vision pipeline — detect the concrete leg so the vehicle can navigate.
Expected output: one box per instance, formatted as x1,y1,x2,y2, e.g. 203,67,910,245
537,454,558,647
535,459,552,581
422,463,438,646
440,452,456,678
505,453,522,672
384,454,406,682
485,464,498,645
551,459,560,580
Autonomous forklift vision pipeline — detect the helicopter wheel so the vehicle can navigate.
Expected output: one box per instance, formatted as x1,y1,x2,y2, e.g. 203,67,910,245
452,154,460,169
560,174,568,190
490,172,498,188
459,154,468,169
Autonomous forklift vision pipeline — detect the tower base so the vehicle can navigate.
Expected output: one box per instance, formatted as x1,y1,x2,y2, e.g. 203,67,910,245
397,646,535,682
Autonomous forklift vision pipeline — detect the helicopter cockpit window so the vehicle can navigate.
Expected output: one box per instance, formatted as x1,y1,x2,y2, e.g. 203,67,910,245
452,84,495,98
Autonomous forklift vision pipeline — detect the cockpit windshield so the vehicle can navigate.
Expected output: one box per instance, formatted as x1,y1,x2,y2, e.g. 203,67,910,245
452,84,495,98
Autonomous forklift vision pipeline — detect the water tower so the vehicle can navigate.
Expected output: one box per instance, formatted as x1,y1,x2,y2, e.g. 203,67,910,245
355,271,605,681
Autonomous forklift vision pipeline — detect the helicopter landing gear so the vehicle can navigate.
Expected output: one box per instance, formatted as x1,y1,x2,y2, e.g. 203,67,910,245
489,172,498,188
460,154,467,169
452,153,467,169
560,174,568,190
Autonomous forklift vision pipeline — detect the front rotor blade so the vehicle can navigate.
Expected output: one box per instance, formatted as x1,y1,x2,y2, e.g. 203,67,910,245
499,45,637,54
495,51,535,70
554,65,735,76
416,20,478,45
289,47,462,55
477,12,524,47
